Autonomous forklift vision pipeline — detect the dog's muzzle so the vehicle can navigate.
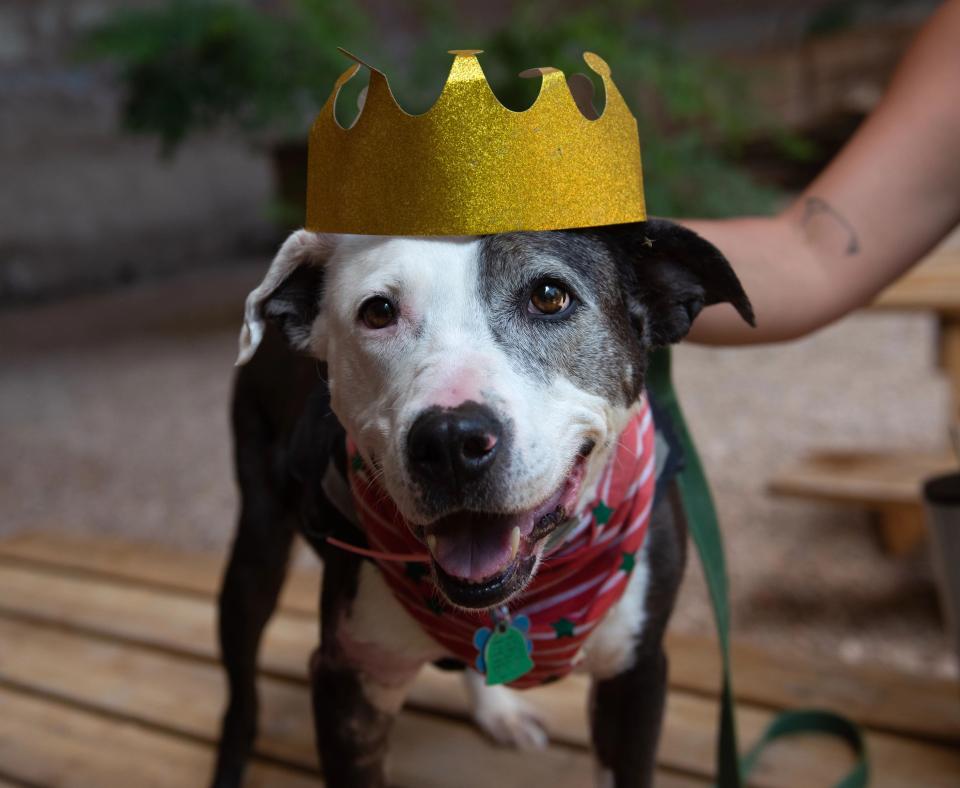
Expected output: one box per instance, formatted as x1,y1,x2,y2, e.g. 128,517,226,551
402,404,589,608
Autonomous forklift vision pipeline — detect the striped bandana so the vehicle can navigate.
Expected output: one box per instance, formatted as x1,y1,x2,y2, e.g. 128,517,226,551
345,399,656,689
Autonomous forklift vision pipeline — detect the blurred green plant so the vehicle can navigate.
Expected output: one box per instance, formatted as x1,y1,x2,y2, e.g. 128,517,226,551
82,0,368,153
84,0,793,219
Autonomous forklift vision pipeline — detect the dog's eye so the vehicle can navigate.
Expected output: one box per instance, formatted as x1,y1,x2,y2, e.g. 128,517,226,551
359,296,397,329
528,282,572,316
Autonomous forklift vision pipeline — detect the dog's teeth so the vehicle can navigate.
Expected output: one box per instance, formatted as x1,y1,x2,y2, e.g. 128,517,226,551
509,526,521,560
426,534,437,554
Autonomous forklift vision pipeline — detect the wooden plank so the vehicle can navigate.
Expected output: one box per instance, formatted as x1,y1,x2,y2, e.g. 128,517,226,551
414,657,960,788
0,615,580,765
768,450,953,557
0,619,602,788
0,530,319,616
0,684,321,788
0,619,960,788
667,694,960,788
0,562,310,679
941,318,960,421
666,632,960,747
876,502,928,555
768,450,957,507
872,249,960,316
2,536,960,746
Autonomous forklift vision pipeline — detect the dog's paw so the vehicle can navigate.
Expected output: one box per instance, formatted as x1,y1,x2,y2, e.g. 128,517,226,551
464,673,549,750
474,697,549,750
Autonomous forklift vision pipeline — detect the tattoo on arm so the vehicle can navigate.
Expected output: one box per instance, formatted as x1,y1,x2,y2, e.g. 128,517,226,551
801,196,860,255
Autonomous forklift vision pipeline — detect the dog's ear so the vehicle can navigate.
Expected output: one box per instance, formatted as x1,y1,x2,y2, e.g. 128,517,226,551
603,218,754,346
236,230,338,365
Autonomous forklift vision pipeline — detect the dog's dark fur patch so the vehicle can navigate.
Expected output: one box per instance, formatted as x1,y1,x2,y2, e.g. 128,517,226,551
479,220,754,407
479,230,643,404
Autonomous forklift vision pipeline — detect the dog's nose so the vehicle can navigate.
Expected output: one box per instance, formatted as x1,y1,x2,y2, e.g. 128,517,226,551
407,402,502,491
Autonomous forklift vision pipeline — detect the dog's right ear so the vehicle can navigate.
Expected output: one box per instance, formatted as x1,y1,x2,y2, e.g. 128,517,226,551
236,230,338,365
599,219,754,347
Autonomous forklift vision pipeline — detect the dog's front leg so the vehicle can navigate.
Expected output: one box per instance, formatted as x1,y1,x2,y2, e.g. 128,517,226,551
584,487,687,788
211,501,297,788
584,560,668,788
311,652,396,788
590,644,668,788
313,560,443,787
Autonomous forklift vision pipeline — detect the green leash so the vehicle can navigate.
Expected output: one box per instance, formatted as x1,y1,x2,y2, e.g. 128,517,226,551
646,349,869,788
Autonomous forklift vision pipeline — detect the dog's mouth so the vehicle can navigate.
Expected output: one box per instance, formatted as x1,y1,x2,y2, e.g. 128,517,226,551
417,443,592,609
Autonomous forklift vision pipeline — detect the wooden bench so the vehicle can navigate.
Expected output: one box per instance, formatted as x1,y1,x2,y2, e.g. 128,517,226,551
0,531,958,787
768,449,957,554
872,247,960,420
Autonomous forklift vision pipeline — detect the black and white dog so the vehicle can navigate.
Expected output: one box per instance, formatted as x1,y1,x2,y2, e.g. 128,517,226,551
212,219,753,788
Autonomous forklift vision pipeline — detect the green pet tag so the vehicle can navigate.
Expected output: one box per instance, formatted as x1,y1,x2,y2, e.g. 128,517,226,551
473,610,533,686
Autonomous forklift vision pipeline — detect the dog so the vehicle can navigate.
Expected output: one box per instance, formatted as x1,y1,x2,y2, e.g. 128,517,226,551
211,218,753,788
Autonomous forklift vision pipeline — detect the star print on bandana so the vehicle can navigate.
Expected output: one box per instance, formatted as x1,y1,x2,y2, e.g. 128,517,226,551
551,617,576,638
592,501,614,525
620,551,636,573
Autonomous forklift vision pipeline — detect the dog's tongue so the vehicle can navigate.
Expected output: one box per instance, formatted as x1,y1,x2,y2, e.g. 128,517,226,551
430,513,520,582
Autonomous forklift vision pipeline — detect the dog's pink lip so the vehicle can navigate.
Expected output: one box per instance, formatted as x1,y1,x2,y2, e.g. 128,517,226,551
422,452,588,584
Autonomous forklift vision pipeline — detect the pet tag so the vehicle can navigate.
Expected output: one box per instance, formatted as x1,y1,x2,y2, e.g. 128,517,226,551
473,609,533,686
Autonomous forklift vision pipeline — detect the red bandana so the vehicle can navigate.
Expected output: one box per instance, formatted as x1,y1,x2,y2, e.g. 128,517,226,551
345,400,655,689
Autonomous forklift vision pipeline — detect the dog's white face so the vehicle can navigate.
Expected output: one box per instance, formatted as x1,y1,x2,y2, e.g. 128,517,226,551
324,234,622,510
238,224,752,608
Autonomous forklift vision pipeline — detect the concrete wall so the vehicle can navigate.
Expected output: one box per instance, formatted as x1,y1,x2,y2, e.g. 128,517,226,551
0,0,273,302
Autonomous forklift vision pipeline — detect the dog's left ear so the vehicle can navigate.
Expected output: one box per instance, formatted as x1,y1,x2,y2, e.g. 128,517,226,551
236,230,338,365
601,218,755,346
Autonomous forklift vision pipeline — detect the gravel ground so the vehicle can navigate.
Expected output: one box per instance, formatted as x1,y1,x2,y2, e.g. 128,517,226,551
1,262,956,680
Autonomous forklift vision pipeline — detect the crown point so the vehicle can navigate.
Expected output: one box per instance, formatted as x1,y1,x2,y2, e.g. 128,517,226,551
583,52,611,77
338,48,383,74
448,49,483,57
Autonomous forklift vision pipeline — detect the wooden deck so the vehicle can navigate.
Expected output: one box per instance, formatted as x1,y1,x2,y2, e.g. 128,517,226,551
0,533,957,787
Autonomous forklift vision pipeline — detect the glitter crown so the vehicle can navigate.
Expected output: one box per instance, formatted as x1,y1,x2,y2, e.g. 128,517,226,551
306,49,645,236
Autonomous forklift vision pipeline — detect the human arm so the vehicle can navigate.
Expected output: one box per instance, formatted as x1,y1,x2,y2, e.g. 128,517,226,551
685,0,960,345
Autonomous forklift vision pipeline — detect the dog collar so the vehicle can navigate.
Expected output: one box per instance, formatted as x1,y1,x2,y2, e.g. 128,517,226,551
341,401,656,688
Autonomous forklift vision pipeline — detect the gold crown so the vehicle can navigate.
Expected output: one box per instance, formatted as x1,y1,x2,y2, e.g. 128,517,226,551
305,49,645,236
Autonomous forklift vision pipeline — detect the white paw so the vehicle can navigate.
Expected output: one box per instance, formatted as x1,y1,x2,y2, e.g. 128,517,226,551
463,672,549,750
